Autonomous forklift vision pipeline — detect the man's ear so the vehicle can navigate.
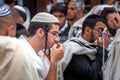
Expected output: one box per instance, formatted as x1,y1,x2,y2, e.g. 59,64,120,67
85,26,91,34
37,28,44,38
6,25,15,36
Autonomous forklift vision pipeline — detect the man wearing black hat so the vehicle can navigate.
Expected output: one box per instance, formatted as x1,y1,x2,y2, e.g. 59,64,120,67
50,3,70,43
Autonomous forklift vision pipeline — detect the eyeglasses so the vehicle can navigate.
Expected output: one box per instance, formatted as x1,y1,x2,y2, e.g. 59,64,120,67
49,31,61,39
93,28,104,33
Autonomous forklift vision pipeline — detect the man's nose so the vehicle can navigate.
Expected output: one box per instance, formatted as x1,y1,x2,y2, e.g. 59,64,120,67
55,36,61,42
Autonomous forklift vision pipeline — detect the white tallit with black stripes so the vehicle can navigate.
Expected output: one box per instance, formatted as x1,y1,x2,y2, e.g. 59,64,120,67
57,37,97,80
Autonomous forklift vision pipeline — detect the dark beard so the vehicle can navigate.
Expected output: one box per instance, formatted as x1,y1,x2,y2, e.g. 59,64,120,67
90,30,95,43
67,18,76,21
108,28,117,37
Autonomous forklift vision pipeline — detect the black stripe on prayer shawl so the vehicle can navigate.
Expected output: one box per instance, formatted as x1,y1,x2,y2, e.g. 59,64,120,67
70,39,97,49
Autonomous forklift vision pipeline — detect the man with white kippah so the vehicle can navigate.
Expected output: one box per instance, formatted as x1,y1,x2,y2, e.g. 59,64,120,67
13,5,31,30
19,12,64,80
0,7,39,80
0,7,16,36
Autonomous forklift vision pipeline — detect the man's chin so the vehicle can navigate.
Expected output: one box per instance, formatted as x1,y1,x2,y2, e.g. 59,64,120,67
49,45,54,48
68,18,75,21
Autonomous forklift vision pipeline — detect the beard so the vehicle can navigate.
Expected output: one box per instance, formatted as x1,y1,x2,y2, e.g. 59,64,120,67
90,30,96,43
67,14,77,21
108,27,117,37
67,17,76,21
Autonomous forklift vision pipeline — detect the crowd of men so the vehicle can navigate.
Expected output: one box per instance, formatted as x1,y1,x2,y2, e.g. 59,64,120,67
0,0,120,80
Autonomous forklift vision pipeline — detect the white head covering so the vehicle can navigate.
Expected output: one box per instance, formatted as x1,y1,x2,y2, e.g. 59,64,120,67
0,7,10,16
69,4,113,38
14,5,26,13
31,12,59,23
14,5,31,30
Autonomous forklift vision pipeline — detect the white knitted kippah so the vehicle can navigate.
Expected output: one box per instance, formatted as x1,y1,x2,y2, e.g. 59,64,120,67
14,5,26,14
0,7,11,16
31,12,59,23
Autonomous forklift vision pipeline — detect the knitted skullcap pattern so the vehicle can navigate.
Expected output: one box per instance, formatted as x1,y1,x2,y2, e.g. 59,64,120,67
0,7,11,16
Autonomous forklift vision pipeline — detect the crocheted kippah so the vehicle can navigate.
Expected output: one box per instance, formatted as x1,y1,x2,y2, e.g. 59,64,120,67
0,7,11,16
31,12,59,23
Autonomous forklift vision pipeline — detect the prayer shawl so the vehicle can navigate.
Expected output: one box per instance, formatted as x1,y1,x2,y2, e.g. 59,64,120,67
103,29,120,80
57,37,97,80
0,36,39,80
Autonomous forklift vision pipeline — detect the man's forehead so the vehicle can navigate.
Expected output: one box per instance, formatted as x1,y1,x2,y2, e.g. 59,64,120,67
50,24,59,30
95,21,107,28
107,13,115,19
68,1,76,7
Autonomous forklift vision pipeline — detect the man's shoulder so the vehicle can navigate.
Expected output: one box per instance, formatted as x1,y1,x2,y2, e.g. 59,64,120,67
64,37,81,44
64,37,86,48
63,37,83,52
